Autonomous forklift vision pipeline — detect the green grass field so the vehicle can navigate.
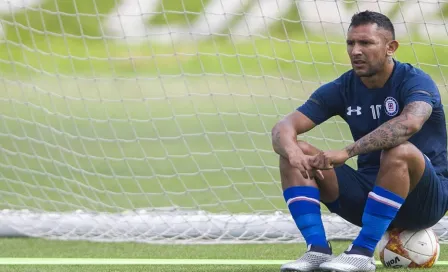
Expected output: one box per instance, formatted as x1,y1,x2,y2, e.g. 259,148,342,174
2,1,448,270
0,238,447,271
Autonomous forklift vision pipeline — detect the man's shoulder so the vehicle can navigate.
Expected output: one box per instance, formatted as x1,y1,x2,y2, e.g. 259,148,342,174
395,60,433,81
393,61,441,106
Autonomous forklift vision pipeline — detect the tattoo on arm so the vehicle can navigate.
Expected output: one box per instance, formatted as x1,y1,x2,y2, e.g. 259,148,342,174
345,101,432,157
403,97,433,117
273,130,281,148
272,128,294,159
345,115,408,157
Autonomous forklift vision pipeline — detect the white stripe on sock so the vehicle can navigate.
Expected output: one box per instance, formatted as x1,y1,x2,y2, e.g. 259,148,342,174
368,192,402,209
286,196,320,206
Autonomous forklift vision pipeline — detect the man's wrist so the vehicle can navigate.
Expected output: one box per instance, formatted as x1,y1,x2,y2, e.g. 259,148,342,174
343,145,355,158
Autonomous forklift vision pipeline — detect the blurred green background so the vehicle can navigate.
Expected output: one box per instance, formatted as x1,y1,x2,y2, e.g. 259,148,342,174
1,0,447,215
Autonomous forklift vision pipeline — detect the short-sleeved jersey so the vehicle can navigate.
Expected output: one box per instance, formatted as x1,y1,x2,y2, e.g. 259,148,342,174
298,59,448,175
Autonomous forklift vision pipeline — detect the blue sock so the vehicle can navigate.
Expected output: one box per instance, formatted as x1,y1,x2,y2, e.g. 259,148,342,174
284,186,330,253
349,186,405,257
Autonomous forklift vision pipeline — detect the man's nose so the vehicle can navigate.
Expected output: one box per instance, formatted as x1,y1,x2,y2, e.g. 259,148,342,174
351,44,362,55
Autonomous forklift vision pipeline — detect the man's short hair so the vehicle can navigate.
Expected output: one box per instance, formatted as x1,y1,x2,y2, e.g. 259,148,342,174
350,10,395,40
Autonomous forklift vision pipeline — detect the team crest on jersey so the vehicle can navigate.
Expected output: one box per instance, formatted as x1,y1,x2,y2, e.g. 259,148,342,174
384,97,399,116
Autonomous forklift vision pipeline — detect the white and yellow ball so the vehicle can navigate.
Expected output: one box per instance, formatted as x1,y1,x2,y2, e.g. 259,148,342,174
377,228,440,268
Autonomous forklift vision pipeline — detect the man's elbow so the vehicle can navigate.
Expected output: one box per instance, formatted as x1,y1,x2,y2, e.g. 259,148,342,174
271,119,286,136
271,121,282,144
271,120,290,154
406,121,424,136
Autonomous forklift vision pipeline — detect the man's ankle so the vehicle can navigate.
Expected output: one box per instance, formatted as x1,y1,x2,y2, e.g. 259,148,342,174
309,243,332,255
345,244,374,257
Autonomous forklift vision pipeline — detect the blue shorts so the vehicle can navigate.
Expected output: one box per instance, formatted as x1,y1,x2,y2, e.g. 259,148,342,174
324,156,448,230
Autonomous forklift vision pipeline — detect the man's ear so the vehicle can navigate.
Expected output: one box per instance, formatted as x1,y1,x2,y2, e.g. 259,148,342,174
387,40,399,56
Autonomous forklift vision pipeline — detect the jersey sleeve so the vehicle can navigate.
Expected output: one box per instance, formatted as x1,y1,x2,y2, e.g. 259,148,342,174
297,81,344,125
402,73,441,108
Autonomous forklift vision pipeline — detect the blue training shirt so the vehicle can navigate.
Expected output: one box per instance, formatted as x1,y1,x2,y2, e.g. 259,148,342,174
298,59,448,176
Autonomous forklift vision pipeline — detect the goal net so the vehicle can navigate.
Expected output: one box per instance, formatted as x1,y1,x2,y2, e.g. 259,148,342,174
1,0,448,244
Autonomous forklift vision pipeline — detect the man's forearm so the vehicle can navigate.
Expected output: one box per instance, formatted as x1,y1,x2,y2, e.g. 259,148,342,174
344,114,412,158
344,100,433,158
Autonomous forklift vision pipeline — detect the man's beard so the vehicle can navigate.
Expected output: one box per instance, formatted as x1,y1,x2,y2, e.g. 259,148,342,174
355,67,377,77
355,61,384,77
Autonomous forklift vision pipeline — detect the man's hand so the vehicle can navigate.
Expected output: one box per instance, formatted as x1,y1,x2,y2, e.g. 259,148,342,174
288,148,325,180
310,150,349,170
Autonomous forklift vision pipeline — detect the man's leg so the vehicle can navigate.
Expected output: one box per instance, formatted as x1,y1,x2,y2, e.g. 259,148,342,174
320,142,426,272
349,141,425,256
280,140,340,271
281,140,339,249
391,154,448,230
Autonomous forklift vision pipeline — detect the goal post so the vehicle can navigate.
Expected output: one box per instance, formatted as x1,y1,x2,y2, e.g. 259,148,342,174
1,0,448,244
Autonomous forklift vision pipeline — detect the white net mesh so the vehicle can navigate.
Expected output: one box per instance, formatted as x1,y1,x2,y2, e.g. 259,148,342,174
1,0,448,244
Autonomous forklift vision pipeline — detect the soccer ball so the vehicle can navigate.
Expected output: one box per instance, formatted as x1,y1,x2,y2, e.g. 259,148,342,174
377,228,440,268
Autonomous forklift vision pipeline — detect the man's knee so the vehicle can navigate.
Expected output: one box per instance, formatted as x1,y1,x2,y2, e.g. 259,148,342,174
380,141,420,165
380,141,426,190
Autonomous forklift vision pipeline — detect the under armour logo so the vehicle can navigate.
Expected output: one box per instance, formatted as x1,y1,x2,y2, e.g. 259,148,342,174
347,106,361,116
